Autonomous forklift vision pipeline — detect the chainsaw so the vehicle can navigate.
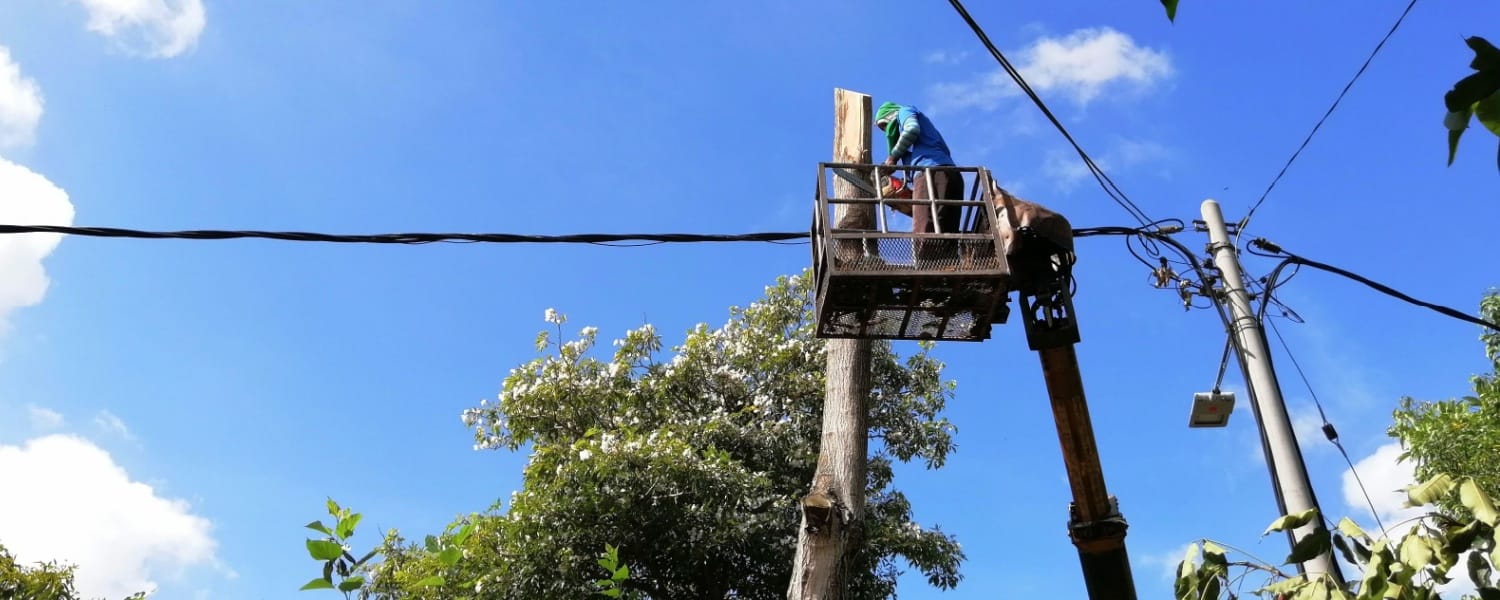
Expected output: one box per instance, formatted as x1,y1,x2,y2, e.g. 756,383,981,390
829,167,914,216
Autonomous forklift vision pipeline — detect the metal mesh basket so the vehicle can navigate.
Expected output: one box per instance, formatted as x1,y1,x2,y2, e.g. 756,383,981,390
812,163,1013,342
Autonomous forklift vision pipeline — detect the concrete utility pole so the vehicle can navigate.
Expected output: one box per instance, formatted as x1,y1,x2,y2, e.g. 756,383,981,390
1200,199,1345,585
788,88,874,600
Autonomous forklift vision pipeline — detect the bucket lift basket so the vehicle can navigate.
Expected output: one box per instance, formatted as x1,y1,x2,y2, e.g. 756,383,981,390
811,163,1014,342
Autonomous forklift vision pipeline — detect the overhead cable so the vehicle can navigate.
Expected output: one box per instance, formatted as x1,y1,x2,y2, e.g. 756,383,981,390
943,0,1155,227
0,223,1149,245
1238,0,1420,241
1251,237,1500,333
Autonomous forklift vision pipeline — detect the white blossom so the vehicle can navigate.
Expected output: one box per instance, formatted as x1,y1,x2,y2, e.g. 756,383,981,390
578,449,593,460
544,308,563,324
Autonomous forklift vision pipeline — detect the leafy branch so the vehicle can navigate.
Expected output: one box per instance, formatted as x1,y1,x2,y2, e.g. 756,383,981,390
1444,37,1500,171
594,543,634,598
299,498,381,597
1175,473,1500,599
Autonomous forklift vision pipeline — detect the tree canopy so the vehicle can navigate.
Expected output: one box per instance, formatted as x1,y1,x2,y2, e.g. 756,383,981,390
0,543,81,600
1390,292,1500,518
0,543,147,600
358,271,965,599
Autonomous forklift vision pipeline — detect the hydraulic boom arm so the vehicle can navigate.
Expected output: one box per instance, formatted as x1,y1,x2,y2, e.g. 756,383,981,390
1011,229,1138,600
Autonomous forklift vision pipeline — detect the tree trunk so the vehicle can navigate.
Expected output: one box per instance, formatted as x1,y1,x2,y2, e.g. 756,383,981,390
788,88,874,600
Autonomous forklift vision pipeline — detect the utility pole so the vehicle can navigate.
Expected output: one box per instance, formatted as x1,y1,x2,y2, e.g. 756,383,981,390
788,88,874,599
1200,199,1345,586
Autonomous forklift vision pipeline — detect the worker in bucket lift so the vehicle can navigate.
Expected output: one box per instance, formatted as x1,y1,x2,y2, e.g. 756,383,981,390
875,101,963,266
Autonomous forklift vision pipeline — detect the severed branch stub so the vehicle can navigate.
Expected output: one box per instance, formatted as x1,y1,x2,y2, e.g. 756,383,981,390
801,488,841,535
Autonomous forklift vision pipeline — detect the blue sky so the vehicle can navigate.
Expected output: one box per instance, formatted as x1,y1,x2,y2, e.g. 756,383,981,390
0,0,1497,598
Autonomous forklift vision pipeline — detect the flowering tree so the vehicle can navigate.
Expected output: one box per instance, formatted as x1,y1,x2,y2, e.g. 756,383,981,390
352,271,965,599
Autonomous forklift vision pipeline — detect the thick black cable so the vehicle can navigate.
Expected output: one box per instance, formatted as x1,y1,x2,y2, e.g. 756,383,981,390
1257,249,1466,536
1251,238,1500,333
1237,0,1419,241
0,223,1149,245
943,0,1154,227
0,225,813,245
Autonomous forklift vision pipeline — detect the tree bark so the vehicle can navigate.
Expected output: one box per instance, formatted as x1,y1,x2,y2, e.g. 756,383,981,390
788,88,874,600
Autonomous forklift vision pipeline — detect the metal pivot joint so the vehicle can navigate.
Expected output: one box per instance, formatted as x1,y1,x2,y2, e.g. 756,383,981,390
1069,496,1129,551
1011,227,1081,351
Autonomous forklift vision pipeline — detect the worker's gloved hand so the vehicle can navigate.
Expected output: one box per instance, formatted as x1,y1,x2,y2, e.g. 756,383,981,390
882,155,899,166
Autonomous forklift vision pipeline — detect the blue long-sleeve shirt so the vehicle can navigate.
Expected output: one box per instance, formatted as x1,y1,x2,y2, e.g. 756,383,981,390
888,105,956,168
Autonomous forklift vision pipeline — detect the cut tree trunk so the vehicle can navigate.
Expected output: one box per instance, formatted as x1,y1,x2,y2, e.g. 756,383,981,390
787,88,874,600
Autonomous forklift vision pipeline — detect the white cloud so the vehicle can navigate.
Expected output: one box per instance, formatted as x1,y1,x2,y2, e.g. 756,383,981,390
0,47,43,150
1342,442,1424,534
923,50,969,65
27,404,64,430
94,410,134,440
928,27,1172,114
0,157,75,331
1041,150,1093,188
1138,542,1194,583
1041,138,1169,190
1289,404,1331,454
0,434,221,598
73,0,206,59
1341,442,1480,595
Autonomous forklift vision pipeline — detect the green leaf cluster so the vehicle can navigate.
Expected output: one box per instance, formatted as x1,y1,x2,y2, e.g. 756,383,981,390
1176,473,1500,599
594,544,634,598
1444,38,1500,169
299,498,385,598
0,542,149,600
1390,292,1500,518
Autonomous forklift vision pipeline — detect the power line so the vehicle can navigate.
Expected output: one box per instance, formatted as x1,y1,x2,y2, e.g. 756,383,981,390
0,223,1151,245
943,0,1155,227
1238,0,1419,240
1262,315,1389,537
1254,259,1388,535
1250,237,1500,333
0,225,811,245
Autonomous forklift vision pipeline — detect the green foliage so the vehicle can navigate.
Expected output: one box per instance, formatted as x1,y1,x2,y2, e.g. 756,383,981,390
594,544,636,598
1390,292,1500,518
1175,474,1500,598
362,271,965,599
1160,0,1179,22
0,543,148,599
1444,38,1500,170
299,499,390,598
0,543,82,600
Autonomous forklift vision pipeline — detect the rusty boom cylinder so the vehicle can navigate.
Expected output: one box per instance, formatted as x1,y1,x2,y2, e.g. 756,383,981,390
1012,229,1138,600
